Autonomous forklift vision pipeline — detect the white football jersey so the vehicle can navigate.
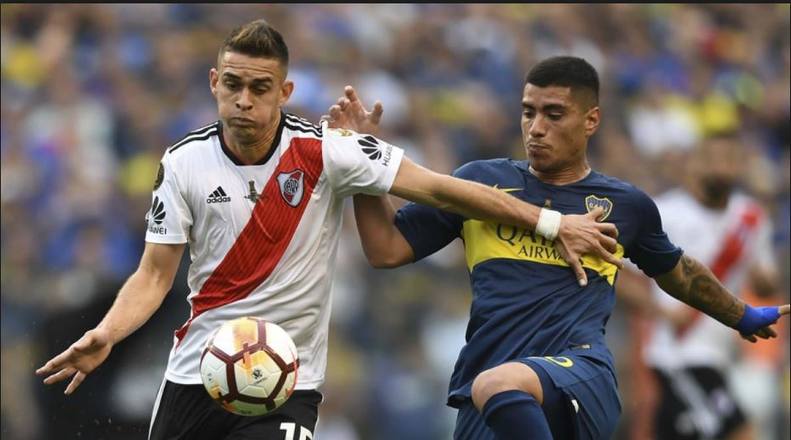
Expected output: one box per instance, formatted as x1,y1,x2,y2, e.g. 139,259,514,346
643,189,774,370
145,113,404,389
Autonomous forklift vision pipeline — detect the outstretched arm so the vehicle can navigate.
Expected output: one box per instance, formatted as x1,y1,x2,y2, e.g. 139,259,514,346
655,253,789,342
324,88,413,267
388,156,620,274
326,86,622,285
36,242,184,394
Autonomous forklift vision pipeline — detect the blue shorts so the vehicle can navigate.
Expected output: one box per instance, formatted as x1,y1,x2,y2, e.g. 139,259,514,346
453,354,621,440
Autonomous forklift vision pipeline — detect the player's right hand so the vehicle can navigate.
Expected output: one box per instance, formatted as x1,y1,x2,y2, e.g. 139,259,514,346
322,85,384,135
555,207,622,286
35,327,113,395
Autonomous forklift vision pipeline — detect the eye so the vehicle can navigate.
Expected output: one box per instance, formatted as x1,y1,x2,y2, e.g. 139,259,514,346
224,81,239,91
253,87,269,95
548,113,563,121
523,110,535,118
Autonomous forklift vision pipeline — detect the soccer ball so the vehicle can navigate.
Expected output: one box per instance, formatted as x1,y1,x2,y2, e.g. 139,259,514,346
200,316,299,416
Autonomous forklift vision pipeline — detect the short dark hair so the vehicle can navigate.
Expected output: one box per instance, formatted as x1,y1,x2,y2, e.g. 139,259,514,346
219,19,289,68
525,56,599,107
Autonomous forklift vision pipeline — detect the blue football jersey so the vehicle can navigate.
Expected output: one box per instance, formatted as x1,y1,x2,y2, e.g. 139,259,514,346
394,159,683,407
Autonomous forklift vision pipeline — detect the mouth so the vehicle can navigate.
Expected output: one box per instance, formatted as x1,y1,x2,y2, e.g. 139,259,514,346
526,142,551,155
229,117,256,127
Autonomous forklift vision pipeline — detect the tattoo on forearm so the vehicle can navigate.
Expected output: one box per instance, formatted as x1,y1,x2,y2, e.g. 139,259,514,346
672,255,744,327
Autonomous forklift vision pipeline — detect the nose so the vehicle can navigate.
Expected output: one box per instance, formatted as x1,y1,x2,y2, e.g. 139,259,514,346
235,88,253,111
528,114,547,138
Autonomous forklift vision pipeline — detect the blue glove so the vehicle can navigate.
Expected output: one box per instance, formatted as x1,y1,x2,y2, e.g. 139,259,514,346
735,304,781,336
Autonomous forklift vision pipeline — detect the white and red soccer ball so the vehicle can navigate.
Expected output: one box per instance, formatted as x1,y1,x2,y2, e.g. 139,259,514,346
200,317,299,416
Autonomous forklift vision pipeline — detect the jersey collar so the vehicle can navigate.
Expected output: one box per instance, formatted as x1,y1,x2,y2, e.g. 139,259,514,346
217,112,286,166
518,160,598,187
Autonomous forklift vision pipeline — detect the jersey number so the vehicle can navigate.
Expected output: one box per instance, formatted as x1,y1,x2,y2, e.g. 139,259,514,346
280,422,313,440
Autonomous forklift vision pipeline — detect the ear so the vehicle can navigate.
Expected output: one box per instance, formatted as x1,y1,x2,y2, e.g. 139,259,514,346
584,106,600,137
209,67,219,98
279,79,294,106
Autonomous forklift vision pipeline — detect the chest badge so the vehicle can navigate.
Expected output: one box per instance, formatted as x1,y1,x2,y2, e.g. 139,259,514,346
585,195,613,221
277,169,305,207
245,181,260,203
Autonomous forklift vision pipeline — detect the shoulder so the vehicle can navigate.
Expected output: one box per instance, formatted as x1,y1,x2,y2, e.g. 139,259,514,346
283,113,322,140
729,192,767,224
453,158,518,181
165,121,221,163
587,171,660,216
166,121,220,155
592,171,651,199
587,171,642,194
653,188,695,211
319,124,402,170
730,191,762,212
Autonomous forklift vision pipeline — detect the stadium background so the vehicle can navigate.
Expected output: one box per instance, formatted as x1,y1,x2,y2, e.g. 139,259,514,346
1,4,788,439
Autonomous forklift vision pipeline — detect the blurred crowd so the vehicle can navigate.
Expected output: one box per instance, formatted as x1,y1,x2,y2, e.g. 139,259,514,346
1,4,789,439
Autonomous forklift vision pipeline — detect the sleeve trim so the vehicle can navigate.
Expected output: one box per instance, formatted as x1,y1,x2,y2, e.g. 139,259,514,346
145,234,188,244
378,145,404,194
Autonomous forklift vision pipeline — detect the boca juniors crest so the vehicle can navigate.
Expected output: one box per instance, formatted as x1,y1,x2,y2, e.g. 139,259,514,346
277,170,305,207
585,195,613,221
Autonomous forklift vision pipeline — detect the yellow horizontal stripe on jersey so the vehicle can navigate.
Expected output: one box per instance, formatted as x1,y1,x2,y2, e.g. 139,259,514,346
461,219,624,285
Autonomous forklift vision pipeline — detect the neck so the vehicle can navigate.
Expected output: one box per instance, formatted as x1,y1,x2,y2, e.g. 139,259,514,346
528,160,591,185
223,112,281,165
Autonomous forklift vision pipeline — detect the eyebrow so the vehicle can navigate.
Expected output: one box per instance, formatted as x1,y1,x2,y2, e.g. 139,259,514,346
221,73,273,86
522,102,567,112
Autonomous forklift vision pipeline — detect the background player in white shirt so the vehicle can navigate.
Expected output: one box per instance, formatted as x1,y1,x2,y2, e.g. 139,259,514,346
618,134,783,440
35,19,624,439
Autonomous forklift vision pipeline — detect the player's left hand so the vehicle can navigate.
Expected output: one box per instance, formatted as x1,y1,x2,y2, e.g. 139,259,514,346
555,207,623,286
322,85,383,135
737,304,789,343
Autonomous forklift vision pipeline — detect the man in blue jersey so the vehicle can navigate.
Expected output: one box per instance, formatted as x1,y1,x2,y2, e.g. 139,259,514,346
325,56,789,439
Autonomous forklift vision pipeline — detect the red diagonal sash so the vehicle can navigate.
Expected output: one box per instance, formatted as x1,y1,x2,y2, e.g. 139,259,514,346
175,137,323,345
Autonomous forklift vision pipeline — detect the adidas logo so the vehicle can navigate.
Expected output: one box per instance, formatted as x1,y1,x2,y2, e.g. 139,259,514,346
358,136,382,160
207,186,231,203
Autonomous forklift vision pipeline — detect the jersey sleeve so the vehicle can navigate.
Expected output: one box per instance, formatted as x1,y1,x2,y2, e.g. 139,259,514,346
394,164,470,261
626,189,684,277
145,154,192,244
321,125,404,198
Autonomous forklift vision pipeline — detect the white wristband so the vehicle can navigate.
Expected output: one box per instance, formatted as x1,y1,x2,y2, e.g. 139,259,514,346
536,208,562,241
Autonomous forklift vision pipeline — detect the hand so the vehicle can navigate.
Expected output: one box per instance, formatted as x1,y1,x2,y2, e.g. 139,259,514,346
35,327,113,395
322,85,384,135
554,207,623,286
738,304,789,343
